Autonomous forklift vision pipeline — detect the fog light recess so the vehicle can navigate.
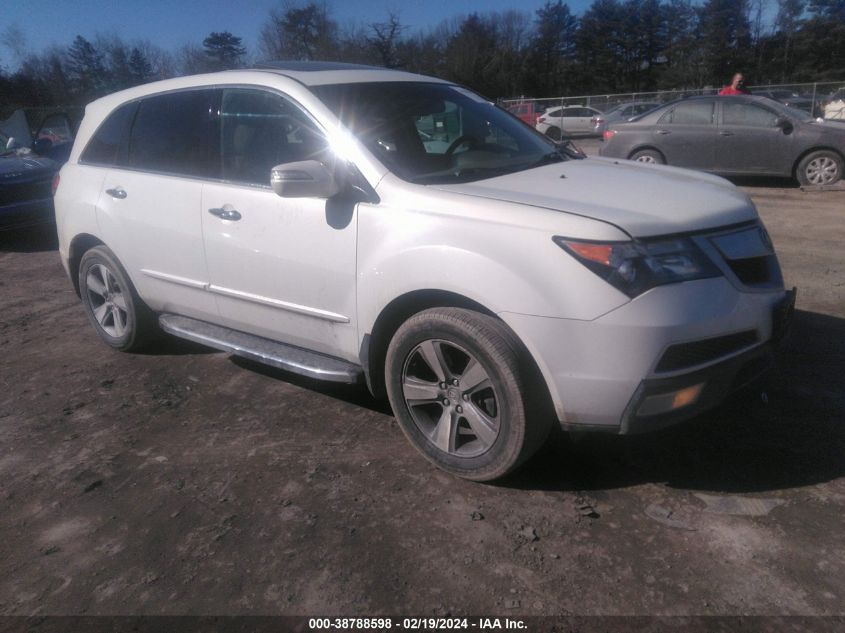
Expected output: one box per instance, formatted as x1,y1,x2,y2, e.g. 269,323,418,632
637,383,705,417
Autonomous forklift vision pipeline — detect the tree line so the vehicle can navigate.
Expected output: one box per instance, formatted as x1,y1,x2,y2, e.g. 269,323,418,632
1,0,843,114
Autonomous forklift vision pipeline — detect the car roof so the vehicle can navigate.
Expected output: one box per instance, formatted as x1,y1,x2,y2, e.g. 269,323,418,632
248,60,449,86
665,94,784,106
613,100,660,107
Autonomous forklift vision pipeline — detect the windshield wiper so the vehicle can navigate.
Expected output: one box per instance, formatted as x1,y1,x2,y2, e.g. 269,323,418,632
528,151,567,168
409,165,514,184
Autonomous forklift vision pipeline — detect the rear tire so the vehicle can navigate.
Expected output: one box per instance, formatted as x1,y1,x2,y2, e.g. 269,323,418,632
796,150,842,186
630,149,665,164
78,246,157,351
545,126,562,141
384,308,552,481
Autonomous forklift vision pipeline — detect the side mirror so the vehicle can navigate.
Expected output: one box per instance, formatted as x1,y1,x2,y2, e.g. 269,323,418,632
32,137,54,155
270,160,341,199
775,117,793,134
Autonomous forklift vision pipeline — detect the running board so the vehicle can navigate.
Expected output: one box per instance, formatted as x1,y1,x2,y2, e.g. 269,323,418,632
158,314,362,384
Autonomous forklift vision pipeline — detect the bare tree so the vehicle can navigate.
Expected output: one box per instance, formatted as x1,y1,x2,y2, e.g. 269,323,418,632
368,12,406,68
1,24,27,64
178,43,212,75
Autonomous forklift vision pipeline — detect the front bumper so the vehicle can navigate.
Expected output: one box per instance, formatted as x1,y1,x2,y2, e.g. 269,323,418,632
501,278,792,433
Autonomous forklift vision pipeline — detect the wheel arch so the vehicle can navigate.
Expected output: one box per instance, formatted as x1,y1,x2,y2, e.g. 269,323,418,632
792,146,845,181
361,290,495,399
68,233,106,297
361,290,556,433
628,146,666,162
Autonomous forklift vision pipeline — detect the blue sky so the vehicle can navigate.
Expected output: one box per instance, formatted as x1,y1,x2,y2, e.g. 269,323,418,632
2,0,592,63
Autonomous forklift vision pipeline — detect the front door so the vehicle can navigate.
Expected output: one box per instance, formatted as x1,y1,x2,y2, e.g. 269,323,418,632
716,100,794,175
201,87,359,361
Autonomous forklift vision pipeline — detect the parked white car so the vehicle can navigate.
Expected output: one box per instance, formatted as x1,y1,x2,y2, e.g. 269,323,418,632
535,105,603,139
55,63,793,481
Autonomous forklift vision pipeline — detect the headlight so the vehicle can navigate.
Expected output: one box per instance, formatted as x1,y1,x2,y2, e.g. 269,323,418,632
553,235,721,298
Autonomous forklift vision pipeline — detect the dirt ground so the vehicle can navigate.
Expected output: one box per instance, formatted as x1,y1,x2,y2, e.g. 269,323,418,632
1,153,843,618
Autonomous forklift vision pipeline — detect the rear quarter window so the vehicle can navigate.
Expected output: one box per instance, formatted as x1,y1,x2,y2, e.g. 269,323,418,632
80,102,136,166
659,101,714,125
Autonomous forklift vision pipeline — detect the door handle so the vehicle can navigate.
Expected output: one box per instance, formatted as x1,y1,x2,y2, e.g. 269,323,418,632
208,207,242,221
719,131,734,136
656,129,671,135
105,187,127,199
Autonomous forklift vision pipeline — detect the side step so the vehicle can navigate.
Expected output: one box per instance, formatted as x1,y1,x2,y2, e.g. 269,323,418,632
158,314,362,384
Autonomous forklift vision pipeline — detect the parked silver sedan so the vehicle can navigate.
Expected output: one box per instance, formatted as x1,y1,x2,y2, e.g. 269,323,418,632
599,95,845,185
592,101,662,135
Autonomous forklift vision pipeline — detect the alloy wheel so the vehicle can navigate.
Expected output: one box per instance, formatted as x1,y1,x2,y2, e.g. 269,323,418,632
401,339,501,457
85,264,129,338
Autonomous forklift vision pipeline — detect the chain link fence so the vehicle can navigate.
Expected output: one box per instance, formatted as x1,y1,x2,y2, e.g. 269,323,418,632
500,81,845,120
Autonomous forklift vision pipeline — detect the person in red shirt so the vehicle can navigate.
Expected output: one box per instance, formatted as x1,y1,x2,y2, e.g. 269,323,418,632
719,73,750,95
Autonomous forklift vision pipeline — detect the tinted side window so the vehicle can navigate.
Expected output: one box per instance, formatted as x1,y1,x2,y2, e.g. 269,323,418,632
722,101,778,127
661,101,714,125
546,108,561,117
129,90,216,177
80,102,136,166
220,88,328,185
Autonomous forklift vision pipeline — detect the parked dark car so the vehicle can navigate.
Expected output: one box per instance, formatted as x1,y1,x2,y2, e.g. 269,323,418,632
1,112,74,229
599,95,845,186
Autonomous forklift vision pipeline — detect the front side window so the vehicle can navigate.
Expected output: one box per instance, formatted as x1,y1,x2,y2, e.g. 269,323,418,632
220,88,328,186
659,101,715,125
722,101,779,127
313,82,561,184
128,89,217,177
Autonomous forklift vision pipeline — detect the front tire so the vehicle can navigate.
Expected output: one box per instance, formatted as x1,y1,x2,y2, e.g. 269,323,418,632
630,149,665,164
545,126,562,141
384,308,551,481
796,150,843,186
78,245,156,351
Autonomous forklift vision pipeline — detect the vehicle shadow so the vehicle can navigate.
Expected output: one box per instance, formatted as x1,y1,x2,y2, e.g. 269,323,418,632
727,174,798,188
140,335,221,356
0,222,58,252
504,308,845,494
230,355,393,416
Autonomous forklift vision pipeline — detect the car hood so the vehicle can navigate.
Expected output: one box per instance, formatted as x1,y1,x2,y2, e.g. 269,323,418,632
0,153,57,181
433,157,758,237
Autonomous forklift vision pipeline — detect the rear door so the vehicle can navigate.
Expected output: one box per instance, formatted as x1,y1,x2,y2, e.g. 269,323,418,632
716,100,795,176
95,89,219,321
652,100,717,169
562,107,592,134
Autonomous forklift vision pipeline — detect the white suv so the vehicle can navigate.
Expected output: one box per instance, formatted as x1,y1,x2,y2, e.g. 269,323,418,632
55,62,794,481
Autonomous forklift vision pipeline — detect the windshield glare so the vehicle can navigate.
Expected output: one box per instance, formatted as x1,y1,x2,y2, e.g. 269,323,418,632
312,82,566,184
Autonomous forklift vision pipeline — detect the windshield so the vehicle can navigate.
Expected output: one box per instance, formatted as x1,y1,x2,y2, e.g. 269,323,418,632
766,100,815,122
311,81,569,184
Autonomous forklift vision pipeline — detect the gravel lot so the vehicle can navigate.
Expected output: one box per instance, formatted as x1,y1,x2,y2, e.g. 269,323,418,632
1,150,843,618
